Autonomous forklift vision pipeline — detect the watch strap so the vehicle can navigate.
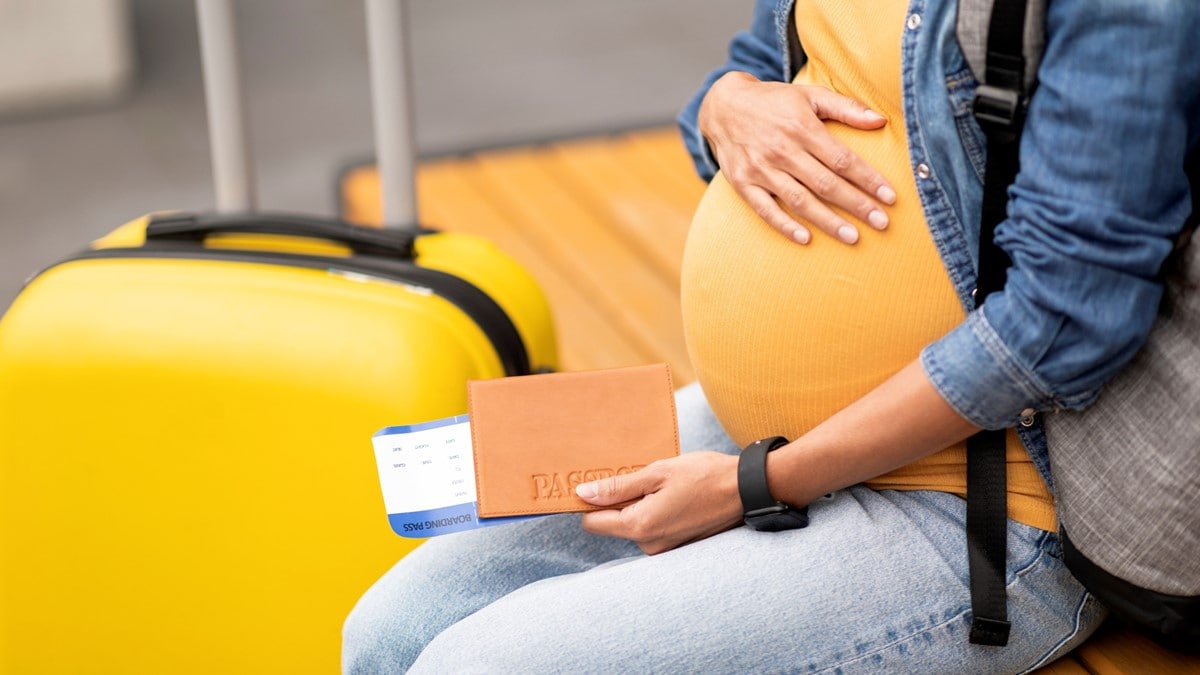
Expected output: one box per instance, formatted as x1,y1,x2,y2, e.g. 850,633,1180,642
737,436,789,512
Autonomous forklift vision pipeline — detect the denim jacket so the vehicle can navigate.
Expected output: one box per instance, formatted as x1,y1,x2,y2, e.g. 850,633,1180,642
677,0,1200,489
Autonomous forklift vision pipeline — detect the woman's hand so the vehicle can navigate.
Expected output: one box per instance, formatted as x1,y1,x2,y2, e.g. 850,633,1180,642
576,452,742,555
699,71,896,245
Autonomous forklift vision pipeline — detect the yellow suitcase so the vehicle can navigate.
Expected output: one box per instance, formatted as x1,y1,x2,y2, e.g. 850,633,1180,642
0,214,555,674
0,1,556,672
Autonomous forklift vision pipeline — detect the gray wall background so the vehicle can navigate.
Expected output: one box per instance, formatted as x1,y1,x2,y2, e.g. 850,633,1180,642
0,0,747,312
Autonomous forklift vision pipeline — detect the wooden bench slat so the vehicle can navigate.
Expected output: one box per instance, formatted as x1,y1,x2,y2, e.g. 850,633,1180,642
544,136,695,288
623,128,710,205
339,165,383,227
418,160,657,373
1035,656,1092,674
464,147,694,382
1075,625,1200,675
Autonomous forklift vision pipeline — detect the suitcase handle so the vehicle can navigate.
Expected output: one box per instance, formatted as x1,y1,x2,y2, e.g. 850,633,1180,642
145,213,417,259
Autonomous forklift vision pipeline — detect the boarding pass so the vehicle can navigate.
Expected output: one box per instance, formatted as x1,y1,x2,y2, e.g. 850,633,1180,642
370,416,539,538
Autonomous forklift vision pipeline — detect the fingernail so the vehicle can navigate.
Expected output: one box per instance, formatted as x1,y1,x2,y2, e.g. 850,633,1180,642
792,228,811,245
837,225,859,244
867,210,889,230
877,185,897,204
864,109,886,122
576,482,598,500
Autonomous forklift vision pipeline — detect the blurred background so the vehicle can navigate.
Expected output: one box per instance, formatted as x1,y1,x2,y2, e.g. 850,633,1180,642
0,0,747,312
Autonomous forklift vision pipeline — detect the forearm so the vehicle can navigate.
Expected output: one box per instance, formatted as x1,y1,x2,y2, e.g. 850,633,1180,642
766,360,980,508
577,359,980,553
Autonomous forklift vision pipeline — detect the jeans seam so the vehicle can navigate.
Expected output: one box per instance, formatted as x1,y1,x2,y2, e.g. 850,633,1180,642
810,605,972,674
1017,590,1093,674
1010,530,1052,584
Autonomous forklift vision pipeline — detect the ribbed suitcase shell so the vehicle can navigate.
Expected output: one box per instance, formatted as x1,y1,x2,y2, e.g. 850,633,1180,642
0,212,556,673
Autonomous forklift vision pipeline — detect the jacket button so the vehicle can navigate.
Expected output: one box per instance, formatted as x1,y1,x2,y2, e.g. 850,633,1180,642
907,13,922,30
916,163,931,179
1019,408,1037,427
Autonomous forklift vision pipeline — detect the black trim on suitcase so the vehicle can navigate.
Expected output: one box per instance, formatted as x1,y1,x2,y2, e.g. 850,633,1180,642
44,244,533,378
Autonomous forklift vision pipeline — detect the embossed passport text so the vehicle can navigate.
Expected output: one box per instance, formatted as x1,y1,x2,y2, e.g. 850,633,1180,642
468,363,680,518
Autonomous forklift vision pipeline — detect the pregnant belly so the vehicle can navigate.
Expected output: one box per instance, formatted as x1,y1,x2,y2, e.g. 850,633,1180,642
679,173,964,446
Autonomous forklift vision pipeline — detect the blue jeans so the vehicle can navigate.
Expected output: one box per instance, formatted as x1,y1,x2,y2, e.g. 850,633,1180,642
342,384,1105,673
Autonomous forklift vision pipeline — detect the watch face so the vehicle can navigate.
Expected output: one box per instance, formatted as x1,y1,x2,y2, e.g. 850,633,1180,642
745,506,809,532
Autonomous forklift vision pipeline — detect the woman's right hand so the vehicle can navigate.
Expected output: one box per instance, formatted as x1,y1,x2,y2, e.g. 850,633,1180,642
698,71,896,245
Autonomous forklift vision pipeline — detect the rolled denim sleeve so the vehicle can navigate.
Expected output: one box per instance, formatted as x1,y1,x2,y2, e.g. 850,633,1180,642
922,0,1200,429
676,0,790,181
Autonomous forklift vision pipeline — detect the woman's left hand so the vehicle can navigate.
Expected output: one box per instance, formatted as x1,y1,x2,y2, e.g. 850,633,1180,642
576,451,743,555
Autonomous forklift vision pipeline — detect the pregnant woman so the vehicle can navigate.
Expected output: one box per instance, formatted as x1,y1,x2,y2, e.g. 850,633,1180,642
342,0,1198,672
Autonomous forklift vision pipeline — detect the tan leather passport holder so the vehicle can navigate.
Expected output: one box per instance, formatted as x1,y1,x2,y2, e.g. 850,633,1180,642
468,363,680,518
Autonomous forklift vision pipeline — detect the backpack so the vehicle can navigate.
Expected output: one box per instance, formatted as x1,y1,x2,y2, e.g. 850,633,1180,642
959,0,1200,651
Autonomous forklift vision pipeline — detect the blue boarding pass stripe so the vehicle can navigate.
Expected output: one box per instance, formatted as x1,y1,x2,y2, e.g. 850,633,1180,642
389,503,479,538
374,414,470,437
387,502,543,538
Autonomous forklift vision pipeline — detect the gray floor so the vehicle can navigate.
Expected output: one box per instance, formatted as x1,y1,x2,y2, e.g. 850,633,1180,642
0,0,746,312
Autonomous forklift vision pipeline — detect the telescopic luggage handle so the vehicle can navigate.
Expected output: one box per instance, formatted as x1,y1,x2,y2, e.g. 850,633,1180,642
364,0,419,228
195,0,419,229
195,0,255,213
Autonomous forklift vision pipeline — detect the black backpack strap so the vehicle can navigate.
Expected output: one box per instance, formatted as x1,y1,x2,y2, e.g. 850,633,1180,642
967,0,1032,648
974,0,1029,296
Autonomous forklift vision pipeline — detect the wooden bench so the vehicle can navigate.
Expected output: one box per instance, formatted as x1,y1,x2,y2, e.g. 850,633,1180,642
339,126,1198,675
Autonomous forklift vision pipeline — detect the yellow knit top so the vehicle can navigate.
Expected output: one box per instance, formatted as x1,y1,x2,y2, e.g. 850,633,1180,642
680,0,1055,530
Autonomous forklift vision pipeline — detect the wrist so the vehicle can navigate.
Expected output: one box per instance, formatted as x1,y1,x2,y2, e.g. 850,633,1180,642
698,71,758,140
738,437,810,532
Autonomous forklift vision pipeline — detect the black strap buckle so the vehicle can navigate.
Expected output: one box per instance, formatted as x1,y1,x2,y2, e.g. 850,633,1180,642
969,616,1012,646
973,84,1024,132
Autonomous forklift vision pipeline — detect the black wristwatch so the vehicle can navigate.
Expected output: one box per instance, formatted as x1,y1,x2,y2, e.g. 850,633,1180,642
738,436,810,532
